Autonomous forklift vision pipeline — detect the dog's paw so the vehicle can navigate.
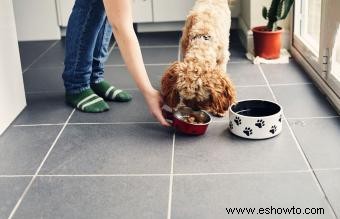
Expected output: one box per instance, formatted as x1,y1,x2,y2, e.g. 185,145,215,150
234,117,242,126
243,127,253,136
255,119,265,128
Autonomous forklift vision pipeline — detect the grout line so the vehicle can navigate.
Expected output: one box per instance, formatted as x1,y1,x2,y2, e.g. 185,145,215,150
174,169,311,176
235,84,267,88
22,41,59,73
12,115,339,128
314,168,340,172
0,175,33,178
37,174,170,177
166,41,181,219
13,123,65,127
113,45,179,49
257,64,339,219
270,82,313,87
8,108,76,219
105,63,171,67
0,169,314,178
108,41,117,55
68,121,159,126
287,116,340,120
167,134,176,219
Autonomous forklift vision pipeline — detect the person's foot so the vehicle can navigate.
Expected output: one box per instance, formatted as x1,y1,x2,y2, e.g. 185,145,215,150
91,80,132,102
65,88,109,113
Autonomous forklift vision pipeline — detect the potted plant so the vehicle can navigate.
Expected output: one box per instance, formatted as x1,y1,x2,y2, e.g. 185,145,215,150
252,0,295,59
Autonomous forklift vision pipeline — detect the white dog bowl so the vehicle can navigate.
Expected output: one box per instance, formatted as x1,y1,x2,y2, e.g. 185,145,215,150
229,100,283,139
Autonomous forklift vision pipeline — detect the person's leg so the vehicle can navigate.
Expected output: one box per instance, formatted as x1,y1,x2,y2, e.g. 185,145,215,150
90,19,132,102
62,0,109,112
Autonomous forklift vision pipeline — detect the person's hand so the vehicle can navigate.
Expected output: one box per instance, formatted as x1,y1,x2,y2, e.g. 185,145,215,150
143,88,171,127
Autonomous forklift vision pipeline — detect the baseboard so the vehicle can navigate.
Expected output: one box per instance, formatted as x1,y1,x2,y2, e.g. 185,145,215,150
238,17,291,54
291,47,340,113
136,18,239,33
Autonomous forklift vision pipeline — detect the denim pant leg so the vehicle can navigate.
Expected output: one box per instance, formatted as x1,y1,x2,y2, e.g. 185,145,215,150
91,18,113,84
62,0,107,94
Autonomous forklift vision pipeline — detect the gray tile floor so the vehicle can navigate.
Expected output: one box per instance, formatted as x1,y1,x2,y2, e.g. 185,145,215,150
0,31,339,218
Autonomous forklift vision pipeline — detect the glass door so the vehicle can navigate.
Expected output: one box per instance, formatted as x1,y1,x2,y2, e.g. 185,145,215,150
324,0,340,96
293,0,323,73
293,0,340,102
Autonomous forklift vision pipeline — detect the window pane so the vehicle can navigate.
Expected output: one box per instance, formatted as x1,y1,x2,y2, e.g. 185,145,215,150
332,25,340,80
299,0,322,53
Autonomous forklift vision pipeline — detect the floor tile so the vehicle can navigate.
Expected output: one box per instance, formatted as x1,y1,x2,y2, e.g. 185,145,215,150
261,60,312,85
40,124,173,174
23,67,64,93
173,122,307,173
211,86,275,123
227,63,266,86
272,84,337,118
137,31,181,46
104,65,168,90
0,126,61,175
0,177,31,218
236,86,275,101
289,118,340,169
316,170,340,217
14,176,169,219
30,40,65,69
107,47,178,65
14,92,73,125
70,90,155,123
18,41,56,70
171,173,334,219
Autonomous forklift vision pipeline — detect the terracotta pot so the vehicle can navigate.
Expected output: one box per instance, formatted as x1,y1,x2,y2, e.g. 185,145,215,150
252,26,283,59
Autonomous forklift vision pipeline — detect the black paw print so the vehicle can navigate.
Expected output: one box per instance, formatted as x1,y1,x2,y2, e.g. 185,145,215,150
279,115,282,123
229,121,234,130
234,117,242,126
255,119,265,128
270,125,277,134
243,127,253,136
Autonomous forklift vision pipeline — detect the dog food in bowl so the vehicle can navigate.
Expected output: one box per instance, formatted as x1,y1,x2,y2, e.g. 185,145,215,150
163,107,211,135
229,100,283,139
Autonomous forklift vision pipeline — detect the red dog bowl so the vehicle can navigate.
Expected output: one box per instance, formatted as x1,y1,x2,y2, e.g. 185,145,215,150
163,107,212,135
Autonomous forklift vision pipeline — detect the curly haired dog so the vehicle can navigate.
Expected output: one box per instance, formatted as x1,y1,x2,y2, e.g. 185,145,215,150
161,0,236,117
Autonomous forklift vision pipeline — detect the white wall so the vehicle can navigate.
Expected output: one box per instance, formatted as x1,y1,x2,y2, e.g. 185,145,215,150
0,0,26,135
13,0,61,41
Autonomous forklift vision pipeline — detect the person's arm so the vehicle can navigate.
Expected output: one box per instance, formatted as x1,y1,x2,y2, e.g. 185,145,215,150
103,0,169,126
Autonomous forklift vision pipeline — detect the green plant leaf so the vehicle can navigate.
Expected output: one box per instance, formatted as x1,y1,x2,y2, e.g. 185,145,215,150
281,0,295,19
262,6,268,19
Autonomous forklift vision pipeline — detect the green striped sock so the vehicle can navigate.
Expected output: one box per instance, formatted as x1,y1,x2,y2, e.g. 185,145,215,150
91,80,132,102
65,89,109,113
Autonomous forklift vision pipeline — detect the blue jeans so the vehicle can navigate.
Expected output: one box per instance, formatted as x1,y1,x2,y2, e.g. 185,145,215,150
62,0,112,94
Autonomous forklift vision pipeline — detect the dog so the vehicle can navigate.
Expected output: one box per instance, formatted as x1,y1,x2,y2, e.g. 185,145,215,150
161,0,236,117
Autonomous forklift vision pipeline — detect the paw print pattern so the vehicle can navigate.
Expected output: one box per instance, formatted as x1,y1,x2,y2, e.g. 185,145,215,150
255,119,265,128
234,117,242,126
279,115,282,123
270,125,277,134
229,121,234,130
243,127,253,136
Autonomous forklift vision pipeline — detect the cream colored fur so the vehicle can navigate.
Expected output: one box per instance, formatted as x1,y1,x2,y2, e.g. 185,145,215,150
161,0,236,117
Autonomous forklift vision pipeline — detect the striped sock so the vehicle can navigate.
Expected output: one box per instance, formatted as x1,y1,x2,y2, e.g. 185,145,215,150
65,89,109,113
91,80,132,102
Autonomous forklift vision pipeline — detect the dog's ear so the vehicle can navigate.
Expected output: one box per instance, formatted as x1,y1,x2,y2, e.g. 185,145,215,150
181,13,198,56
161,62,182,108
208,70,237,117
